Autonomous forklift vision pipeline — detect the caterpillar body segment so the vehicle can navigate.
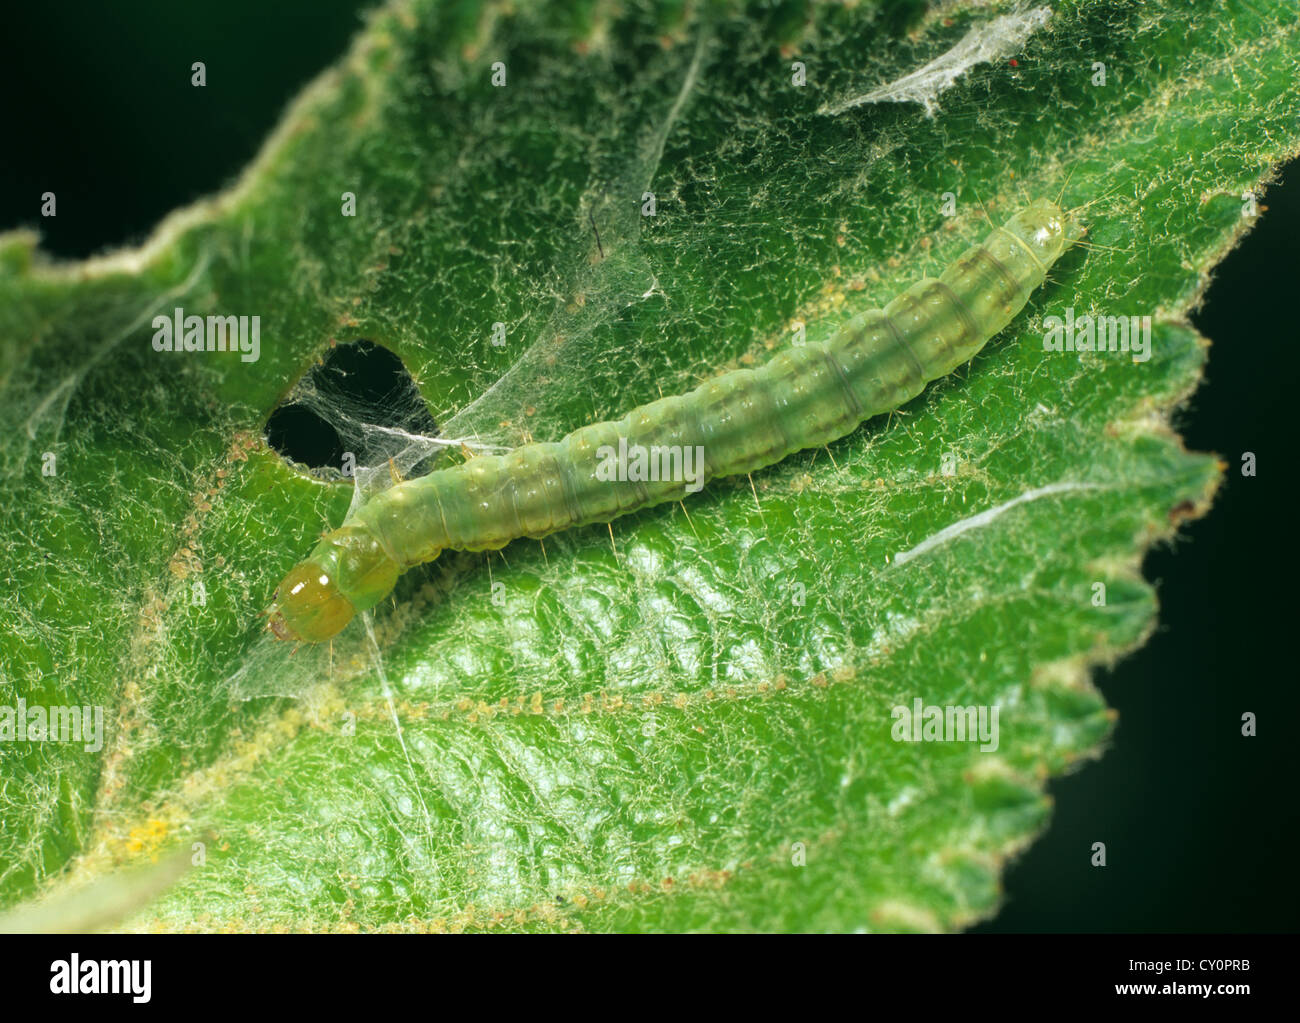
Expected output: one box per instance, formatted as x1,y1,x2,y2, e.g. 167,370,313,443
267,199,1078,643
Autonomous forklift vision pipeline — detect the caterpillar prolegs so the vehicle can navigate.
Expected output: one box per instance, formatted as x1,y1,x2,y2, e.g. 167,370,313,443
267,198,1080,643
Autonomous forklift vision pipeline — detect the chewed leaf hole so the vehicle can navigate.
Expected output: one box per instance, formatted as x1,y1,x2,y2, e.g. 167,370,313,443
265,339,439,479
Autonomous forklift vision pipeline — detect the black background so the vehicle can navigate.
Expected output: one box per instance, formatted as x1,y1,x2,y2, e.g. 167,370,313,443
2,1,1295,933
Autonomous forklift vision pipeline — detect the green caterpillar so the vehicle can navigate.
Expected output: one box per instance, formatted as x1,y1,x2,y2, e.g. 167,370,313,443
267,198,1080,643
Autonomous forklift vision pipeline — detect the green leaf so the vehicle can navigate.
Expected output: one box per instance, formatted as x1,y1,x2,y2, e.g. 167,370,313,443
2,0,1295,932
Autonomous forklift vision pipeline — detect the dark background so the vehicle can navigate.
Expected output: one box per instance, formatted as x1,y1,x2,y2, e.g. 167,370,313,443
2,1,1295,933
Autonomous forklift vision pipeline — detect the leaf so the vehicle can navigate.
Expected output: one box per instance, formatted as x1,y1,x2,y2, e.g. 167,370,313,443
1,0,1296,932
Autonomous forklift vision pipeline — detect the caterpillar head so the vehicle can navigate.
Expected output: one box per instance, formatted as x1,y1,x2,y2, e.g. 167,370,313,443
267,560,357,643
1002,198,1084,266
267,525,404,643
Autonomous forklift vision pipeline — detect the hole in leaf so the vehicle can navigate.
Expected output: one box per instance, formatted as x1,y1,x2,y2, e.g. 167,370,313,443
264,403,343,469
265,339,439,478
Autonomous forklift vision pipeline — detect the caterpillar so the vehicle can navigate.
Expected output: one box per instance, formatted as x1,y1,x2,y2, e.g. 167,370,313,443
267,198,1081,643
